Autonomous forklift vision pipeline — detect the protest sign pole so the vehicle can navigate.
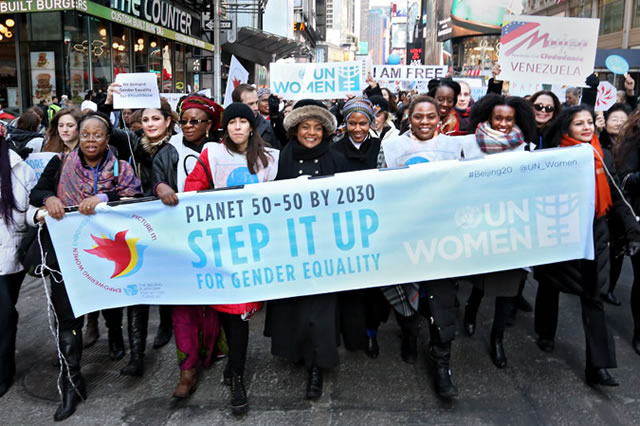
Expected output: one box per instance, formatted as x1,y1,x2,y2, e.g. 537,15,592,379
213,0,222,103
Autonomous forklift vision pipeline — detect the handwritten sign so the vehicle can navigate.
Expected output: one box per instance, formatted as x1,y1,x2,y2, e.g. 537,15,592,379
113,73,161,110
498,15,600,86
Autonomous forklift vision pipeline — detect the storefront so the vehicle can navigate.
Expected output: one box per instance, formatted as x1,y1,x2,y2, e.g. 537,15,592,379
0,0,214,115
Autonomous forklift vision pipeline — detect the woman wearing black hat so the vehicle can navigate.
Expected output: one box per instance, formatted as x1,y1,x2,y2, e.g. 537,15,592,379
185,102,278,415
264,99,347,400
369,95,400,143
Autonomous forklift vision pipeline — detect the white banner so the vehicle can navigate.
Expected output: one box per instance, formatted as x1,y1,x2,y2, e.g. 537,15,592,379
372,65,448,82
46,146,596,315
270,61,364,100
498,15,600,86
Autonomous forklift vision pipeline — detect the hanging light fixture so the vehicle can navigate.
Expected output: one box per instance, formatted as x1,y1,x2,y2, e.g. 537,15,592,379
118,45,125,51
113,42,119,49
150,41,157,48
138,38,144,45
5,19,15,28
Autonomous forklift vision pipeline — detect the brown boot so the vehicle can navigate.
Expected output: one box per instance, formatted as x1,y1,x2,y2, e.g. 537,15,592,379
172,368,197,399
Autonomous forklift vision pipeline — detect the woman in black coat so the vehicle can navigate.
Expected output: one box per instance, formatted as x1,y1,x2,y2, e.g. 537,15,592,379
264,99,347,400
613,109,640,356
533,105,640,386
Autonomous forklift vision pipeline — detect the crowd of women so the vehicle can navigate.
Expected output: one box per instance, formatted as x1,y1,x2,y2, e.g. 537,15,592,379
1,67,640,421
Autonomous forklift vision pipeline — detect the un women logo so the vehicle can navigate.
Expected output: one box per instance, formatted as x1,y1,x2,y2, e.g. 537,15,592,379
535,193,581,247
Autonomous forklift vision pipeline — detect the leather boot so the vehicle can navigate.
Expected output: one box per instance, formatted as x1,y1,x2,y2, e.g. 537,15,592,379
108,326,125,361
463,303,478,337
83,312,99,349
153,306,173,349
366,336,379,359
585,367,619,387
490,328,507,369
223,362,232,386
173,368,197,399
230,373,248,415
306,366,323,399
54,329,87,421
120,306,148,377
429,342,458,398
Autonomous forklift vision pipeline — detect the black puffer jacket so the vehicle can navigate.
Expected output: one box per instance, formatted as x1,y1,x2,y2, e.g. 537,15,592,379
109,128,179,196
534,148,640,298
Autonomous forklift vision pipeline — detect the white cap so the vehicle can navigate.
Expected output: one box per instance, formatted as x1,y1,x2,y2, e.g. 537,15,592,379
81,100,97,112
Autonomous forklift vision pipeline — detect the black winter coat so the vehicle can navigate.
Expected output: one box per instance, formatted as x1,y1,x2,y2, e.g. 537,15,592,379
534,148,640,298
331,134,381,172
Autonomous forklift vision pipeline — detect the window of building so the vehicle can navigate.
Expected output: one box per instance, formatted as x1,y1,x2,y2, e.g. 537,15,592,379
148,36,163,91
111,24,130,78
634,0,640,27
598,0,624,34
22,12,62,41
133,31,148,73
161,41,173,93
569,0,592,17
64,12,89,104
0,15,18,116
174,43,185,93
89,17,111,91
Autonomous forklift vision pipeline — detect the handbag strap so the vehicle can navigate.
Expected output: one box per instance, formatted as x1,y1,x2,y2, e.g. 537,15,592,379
184,154,214,190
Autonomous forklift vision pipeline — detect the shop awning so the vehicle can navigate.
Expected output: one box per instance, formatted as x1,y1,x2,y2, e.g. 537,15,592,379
595,49,640,71
222,27,305,65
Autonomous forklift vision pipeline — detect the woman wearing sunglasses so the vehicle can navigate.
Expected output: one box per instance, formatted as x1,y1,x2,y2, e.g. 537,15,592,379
529,90,562,150
167,96,225,401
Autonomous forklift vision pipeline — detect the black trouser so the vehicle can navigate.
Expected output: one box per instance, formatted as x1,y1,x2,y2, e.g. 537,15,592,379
0,271,26,384
467,286,515,332
219,313,249,376
607,246,625,294
535,281,616,368
420,279,457,344
51,278,84,332
630,254,640,337
364,288,390,330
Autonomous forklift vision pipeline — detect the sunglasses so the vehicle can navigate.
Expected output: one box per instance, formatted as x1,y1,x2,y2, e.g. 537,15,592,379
178,119,210,126
533,104,555,113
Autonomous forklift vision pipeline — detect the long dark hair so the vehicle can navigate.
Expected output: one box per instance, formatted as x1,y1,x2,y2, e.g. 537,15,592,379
469,94,537,143
223,126,272,175
545,104,595,148
44,108,82,152
0,136,18,227
615,109,640,168
381,88,399,115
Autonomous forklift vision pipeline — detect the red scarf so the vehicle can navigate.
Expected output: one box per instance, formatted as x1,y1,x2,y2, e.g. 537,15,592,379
560,133,612,218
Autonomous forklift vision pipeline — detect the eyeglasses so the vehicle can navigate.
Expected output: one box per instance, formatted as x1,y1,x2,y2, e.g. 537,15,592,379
178,119,210,126
80,133,107,142
533,104,555,113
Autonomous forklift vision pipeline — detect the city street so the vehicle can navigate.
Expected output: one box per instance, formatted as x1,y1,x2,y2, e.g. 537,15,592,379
2,261,640,426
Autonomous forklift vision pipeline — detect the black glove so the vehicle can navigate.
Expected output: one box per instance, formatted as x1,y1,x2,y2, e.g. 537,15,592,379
16,147,33,160
626,240,640,257
268,94,280,116
585,73,599,90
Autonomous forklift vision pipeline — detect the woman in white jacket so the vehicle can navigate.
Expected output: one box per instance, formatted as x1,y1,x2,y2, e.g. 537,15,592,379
0,133,37,398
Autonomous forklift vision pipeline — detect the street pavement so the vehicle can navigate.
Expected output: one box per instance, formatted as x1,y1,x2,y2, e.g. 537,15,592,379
2,260,640,426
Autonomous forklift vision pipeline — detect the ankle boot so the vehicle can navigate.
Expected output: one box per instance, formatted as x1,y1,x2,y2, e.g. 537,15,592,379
223,362,232,386
490,328,507,369
173,368,197,399
83,312,99,349
306,366,323,399
585,367,619,387
54,329,87,421
230,373,248,415
108,326,125,361
429,342,458,398
153,306,173,349
120,306,148,377
632,330,640,356
463,304,478,337
366,336,379,359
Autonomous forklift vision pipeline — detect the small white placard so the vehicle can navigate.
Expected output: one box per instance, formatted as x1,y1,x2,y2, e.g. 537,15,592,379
113,73,161,110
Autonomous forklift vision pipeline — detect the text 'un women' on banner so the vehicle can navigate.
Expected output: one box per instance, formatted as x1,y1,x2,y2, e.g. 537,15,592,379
497,15,600,86
47,145,596,316
270,61,365,100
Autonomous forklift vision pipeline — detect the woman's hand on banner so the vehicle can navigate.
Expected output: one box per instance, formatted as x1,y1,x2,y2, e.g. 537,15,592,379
156,183,179,206
78,196,102,215
44,196,66,220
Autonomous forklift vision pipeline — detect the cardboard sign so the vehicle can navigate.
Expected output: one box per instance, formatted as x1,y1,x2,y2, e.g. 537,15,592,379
372,65,448,82
595,81,617,112
498,15,600,86
113,73,161,110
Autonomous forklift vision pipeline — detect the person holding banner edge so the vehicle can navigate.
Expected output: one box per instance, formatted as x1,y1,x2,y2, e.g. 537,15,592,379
379,95,463,398
533,105,640,386
185,102,279,415
29,111,141,421
264,99,347,400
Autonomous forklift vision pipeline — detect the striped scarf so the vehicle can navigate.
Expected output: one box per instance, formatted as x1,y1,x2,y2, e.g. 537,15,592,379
475,121,524,154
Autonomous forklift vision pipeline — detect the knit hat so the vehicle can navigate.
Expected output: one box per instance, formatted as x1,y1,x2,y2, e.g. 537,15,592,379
181,96,224,130
343,97,375,124
257,88,271,100
222,102,256,130
283,99,337,135
81,100,97,113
